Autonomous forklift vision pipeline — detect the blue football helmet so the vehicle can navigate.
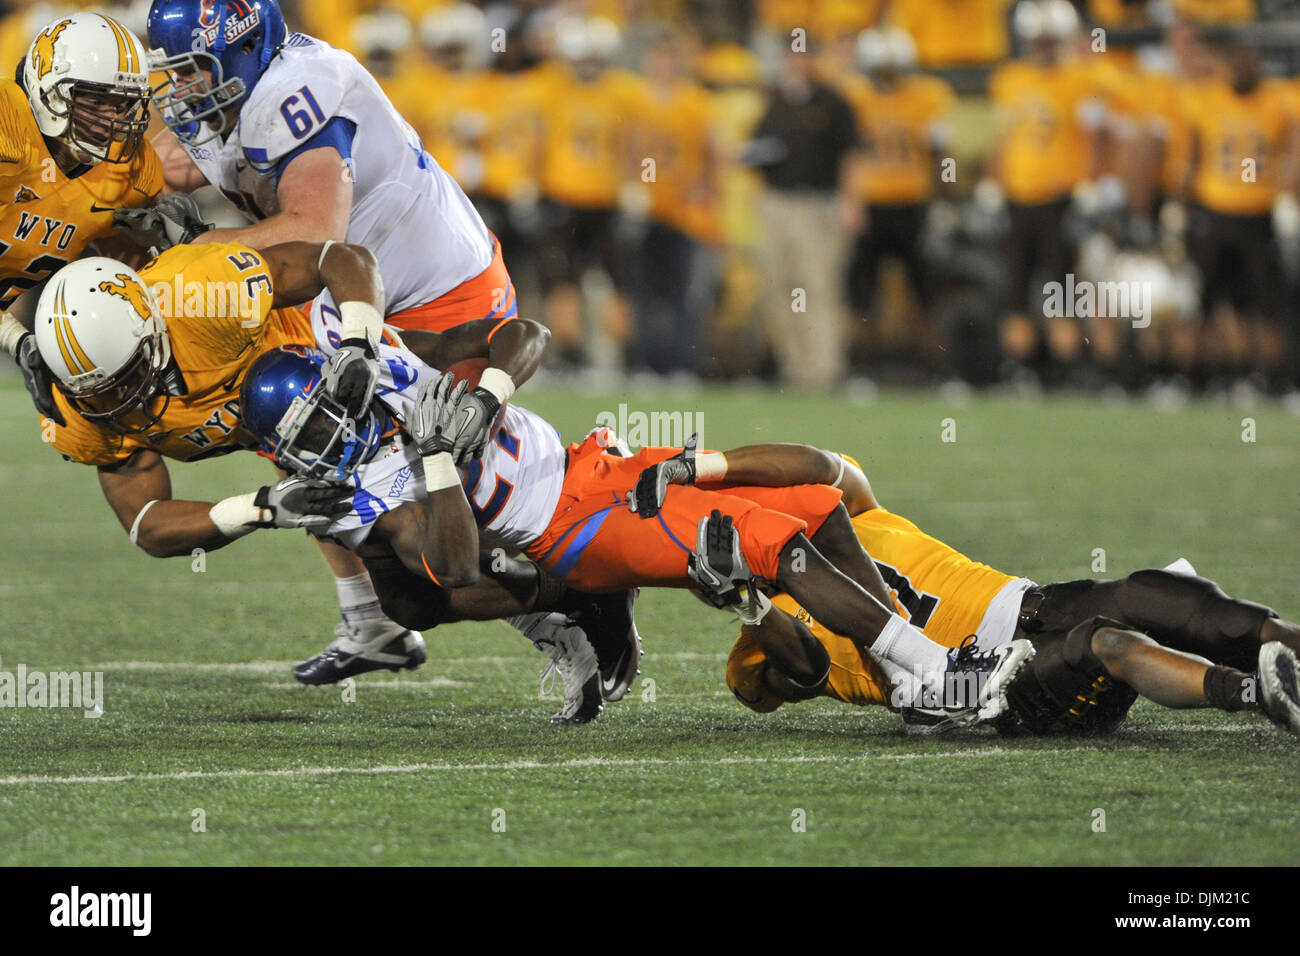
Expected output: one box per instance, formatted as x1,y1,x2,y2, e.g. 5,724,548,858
241,346,386,480
147,0,286,144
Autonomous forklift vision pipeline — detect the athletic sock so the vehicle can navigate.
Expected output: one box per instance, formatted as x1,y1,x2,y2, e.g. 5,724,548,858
335,572,385,625
1203,665,1255,712
871,614,949,690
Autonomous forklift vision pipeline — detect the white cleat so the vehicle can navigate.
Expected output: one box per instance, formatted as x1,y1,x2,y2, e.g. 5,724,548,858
976,638,1036,722
534,625,603,725
1258,641,1300,737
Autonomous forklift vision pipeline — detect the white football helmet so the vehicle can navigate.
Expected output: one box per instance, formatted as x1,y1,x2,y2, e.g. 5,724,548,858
420,2,488,68
35,258,172,430
555,16,622,65
857,28,918,74
22,12,151,165
1014,0,1080,42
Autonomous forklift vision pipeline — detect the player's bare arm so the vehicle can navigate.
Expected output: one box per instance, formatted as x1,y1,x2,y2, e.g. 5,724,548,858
403,317,550,392
98,448,351,558
362,372,485,588
196,148,353,247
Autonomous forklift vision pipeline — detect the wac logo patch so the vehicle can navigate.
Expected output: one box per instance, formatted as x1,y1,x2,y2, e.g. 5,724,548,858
97,273,153,322
13,185,39,204
30,19,71,80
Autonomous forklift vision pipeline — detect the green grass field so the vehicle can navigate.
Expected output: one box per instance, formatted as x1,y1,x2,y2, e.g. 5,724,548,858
0,375,1297,866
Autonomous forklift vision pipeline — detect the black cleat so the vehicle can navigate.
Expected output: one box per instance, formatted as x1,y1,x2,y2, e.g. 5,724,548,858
293,621,427,685
568,588,642,701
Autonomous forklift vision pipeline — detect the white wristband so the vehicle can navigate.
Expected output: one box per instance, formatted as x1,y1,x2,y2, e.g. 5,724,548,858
339,300,384,349
422,452,461,492
478,367,516,404
209,492,269,539
695,451,728,482
830,454,847,488
129,499,162,546
317,240,336,273
0,312,26,357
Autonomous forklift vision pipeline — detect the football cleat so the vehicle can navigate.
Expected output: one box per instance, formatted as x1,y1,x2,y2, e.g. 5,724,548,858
1258,641,1300,737
568,589,642,701
535,626,603,726
293,619,426,685
936,636,1036,724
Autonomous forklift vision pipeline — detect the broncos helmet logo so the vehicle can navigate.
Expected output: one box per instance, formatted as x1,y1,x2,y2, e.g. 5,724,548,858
30,19,72,80
98,273,154,323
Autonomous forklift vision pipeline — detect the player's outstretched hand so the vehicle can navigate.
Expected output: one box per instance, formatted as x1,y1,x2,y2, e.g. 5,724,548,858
321,339,379,419
14,331,65,425
253,476,353,531
626,432,697,518
111,193,214,250
409,371,470,458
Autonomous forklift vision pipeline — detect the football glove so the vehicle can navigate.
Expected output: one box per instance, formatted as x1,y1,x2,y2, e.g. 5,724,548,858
253,476,354,530
320,339,380,419
16,332,64,426
409,371,471,457
112,193,214,250
447,385,502,466
687,509,772,626
625,433,697,518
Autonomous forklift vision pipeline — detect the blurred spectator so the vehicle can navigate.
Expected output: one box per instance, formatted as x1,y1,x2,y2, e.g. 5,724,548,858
889,0,1017,68
627,29,719,375
745,41,861,386
841,28,955,338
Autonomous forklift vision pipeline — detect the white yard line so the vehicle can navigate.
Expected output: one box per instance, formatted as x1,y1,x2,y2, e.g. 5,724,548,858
0,748,1073,787
86,651,728,673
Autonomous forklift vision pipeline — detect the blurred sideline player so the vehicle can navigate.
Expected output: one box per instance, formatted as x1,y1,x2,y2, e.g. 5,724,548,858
627,29,719,376
987,0,1120,386
142,0,590,681
531,16,645,368
723,447,1300,738
238,345,1037,729
1178,41,1299,392
841,28,953,334
0,12,163,400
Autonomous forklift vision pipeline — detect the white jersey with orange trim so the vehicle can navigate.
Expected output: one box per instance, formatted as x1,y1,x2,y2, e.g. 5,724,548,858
172,33,494,317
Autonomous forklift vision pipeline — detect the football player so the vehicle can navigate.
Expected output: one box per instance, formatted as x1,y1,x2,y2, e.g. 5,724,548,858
716,445,1300,738
236,343,1036,729
0,11,171,417
29,240,627,724
142,0,595,682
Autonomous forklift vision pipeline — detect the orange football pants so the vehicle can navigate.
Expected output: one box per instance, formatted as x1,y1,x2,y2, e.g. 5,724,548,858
524,433,844,593
385,234,517,333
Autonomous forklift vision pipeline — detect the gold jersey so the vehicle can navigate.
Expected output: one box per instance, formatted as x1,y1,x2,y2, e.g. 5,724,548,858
47,242,314,467
727,508,1016,711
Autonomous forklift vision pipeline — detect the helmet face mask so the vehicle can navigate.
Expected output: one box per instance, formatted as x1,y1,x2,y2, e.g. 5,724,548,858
57,81,151,164
66,337,171,434
242,347,385,481
148,47,246,145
